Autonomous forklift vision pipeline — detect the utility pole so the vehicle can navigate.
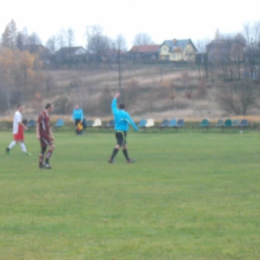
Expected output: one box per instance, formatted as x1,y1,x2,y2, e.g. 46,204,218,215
118,47,122,102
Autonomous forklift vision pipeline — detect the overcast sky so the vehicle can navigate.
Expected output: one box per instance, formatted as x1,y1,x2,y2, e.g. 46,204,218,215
1,0,259,50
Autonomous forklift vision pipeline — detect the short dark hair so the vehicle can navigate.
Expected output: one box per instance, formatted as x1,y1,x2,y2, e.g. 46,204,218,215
45,103,52,109
119,103,125,109
17,104,22,108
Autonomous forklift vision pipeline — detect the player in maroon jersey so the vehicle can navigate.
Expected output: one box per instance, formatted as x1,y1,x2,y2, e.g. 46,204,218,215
36,103,55,169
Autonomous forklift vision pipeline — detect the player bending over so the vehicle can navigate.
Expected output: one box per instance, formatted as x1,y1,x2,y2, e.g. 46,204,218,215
108,92,138,164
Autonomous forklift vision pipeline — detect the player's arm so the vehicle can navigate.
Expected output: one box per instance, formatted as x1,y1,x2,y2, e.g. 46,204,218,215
111,97,118,114
125,113,138,131
19,121,28,130
36,122,40,139
49,127,55,141
111,92,120,114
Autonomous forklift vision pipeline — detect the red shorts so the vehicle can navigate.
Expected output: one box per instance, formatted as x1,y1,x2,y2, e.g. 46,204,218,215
40,135,54,148
14,125,24,141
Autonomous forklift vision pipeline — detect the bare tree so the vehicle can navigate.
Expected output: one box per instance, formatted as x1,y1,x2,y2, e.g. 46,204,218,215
133,33,153,46
66,28,75,67
46,36,57,54
66,28,75,47
57,29,66,50
207,33,246,82
45,36,57,68
196,38,210,80
243,21,260,81
217,81,257,115
28,32,42,45
115,34,127,51
243,21,260,48
85,25,112,62
196,38,210,53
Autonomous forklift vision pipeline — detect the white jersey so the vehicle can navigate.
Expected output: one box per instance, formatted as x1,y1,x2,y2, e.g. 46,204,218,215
13,110,22,134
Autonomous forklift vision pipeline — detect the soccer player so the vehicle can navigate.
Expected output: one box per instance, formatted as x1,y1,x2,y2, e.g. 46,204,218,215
72,104,84,134
108,92,138,163
6,104,29,155
36,103,55,169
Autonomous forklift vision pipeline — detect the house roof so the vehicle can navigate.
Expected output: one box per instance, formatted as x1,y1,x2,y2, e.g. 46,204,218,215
160,39,197,52
55,46,87,55
206,39,245,49
129,45,160,53
23,44,50,53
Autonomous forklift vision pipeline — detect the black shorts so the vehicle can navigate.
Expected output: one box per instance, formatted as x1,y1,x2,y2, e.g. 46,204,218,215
115,131,127,146
75,119,81,126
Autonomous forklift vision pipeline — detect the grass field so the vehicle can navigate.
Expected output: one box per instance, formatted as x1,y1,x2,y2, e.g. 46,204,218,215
1,130,260,260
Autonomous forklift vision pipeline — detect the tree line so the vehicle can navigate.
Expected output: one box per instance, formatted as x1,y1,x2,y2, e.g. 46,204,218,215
1,19,260,115
1,20,154,53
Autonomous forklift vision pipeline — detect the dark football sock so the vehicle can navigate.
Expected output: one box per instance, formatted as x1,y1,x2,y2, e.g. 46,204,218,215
39,154,44,168
45,149,53,164
123,149,130,160
110,148,119,160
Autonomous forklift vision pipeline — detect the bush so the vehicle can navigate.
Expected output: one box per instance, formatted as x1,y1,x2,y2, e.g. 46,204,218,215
54,96,73,114
217,81,258,115
122,80,140,108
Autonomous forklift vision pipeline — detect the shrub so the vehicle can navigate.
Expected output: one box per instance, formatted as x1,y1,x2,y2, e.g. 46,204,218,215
217,81,258,115
195,80,208,99
54,96,72,114
122,80,140,108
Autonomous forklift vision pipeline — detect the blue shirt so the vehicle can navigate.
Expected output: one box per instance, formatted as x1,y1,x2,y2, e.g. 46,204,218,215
111,98,138,132
72,109,84,121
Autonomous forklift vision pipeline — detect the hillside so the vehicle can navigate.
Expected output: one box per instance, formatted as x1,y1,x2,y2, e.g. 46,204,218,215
3,64,260,121
45,65,215,120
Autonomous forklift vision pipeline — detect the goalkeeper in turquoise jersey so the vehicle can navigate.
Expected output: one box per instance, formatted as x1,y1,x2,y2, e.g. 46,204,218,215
108,92,138,163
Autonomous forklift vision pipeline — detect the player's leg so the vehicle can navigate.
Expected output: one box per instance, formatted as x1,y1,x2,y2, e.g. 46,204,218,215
19,141,28,153
45,143,55,168
6,140,17,154
122,144,130,161
75,119,80,134
16,126,26,153
39,146,46,168
122,133,135,163
39,137,48,168
108,131,123,163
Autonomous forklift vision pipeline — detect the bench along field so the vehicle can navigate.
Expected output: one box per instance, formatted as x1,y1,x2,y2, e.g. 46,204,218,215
1,131,259,260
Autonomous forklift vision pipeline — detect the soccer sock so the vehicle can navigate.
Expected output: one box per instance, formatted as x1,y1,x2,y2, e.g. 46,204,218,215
123,149,130,160
39,147,46,167
39,154,44,167
110,148,119,160
20,142,27,152
8,141,16,149
45,149,53,164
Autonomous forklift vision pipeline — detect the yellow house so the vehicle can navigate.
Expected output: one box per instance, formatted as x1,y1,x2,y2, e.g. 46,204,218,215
158,39,197,62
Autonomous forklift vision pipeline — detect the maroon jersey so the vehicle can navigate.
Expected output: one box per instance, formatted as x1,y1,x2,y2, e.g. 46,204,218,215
37,110,50,137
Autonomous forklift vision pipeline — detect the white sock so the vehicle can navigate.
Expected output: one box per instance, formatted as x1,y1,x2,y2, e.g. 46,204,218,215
8,141,16,149
20,142,27,152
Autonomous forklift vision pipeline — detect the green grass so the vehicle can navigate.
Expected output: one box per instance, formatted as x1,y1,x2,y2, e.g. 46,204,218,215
1,130,260,260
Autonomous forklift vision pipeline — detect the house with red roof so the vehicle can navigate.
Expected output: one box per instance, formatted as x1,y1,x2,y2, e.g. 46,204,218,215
128,45,160,61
